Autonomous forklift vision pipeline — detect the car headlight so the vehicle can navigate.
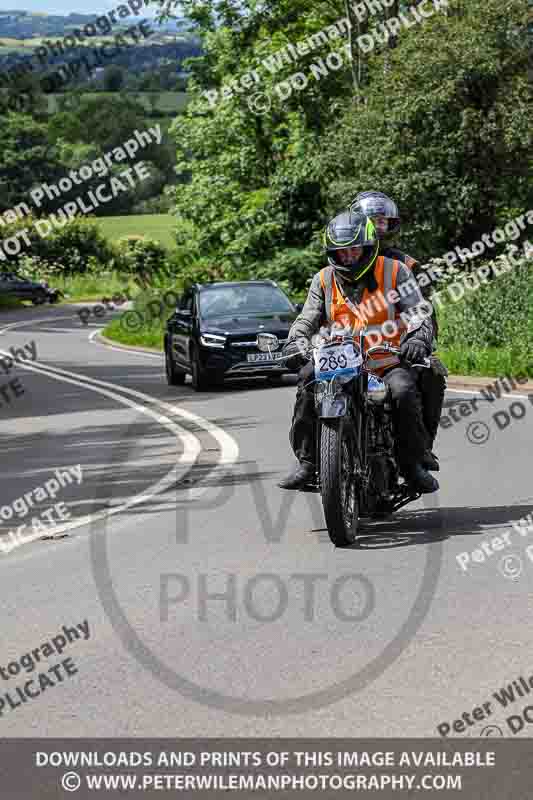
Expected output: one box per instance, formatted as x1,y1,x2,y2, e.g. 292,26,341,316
200,333,226,348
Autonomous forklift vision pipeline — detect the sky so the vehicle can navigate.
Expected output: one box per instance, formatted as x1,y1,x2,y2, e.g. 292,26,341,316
0,1,160,15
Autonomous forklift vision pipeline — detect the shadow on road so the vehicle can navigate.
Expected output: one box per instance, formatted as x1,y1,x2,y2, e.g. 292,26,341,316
311,504,533,551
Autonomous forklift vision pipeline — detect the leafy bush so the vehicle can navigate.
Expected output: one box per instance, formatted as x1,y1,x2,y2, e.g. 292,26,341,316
44,217,114,273
113,236,168,285
0,215,114,274
132,194,174,215
254,244,324,299
437,252,533,368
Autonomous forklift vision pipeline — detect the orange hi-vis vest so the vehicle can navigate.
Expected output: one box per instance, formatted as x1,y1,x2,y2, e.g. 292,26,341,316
319,256,407,374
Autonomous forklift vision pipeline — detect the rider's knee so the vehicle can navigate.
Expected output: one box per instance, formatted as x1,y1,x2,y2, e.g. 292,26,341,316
388,374,418,408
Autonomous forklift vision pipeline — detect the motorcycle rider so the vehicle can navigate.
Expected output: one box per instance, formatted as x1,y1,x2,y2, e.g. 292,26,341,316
278,210,439,493
350,191,447,469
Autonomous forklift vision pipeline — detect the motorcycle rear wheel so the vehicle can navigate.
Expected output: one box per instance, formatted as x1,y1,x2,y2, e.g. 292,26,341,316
320,419,360,547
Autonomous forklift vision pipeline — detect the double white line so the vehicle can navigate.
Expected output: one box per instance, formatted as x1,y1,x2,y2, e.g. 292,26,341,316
0,329,239,554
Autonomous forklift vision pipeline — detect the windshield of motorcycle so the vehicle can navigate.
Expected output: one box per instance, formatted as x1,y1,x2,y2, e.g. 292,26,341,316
313,340,362,382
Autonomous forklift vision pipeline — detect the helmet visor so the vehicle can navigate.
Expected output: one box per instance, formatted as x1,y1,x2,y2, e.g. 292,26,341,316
330,242,379,281
331,245,363,267
350,194,400,236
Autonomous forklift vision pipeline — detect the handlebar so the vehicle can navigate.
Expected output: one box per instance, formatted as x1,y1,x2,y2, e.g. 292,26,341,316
366,344,400,356
283,337,430,368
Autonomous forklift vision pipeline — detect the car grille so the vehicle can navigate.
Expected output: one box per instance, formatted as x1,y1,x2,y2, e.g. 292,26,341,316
231,338,288,348
229,335,288,353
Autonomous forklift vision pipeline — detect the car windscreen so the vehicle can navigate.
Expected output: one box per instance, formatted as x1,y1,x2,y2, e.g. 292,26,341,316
200,285,294,318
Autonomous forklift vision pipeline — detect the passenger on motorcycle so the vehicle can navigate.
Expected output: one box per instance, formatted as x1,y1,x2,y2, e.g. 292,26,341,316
350,190,448,469
278,210,439,494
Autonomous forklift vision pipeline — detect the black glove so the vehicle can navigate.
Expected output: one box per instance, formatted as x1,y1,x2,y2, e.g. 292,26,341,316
400,338,428,366
283,338,309,371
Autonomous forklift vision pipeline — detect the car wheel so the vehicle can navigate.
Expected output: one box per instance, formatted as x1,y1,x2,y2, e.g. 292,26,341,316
191,345,212,392
31,290,47,305
165,342,186,386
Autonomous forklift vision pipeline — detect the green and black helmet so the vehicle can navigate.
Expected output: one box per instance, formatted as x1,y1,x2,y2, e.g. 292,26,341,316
323,210,379,282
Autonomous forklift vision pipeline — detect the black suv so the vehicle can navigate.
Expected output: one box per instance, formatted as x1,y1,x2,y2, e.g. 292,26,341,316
164,280,301,391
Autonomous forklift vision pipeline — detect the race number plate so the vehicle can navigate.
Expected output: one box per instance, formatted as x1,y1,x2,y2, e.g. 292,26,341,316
313,342,362,380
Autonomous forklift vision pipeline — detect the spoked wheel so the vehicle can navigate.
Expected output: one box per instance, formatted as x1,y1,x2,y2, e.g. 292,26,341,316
320,419,360,546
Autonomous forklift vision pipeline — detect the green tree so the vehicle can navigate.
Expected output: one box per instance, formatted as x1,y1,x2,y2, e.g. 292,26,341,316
103,65,125,93
0,114,63,211
45,95,152,156
153,0,531,292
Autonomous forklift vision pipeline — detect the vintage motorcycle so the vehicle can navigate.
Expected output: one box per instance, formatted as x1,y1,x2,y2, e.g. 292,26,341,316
258,330,429,547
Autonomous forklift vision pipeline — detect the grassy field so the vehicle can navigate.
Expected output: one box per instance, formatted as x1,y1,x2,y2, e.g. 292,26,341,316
86,91,188,114
96,214,176,250
0,36,118,54
42,91,188,115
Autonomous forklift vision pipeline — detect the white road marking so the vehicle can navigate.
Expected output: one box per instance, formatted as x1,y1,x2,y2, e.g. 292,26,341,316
0,350,239,553
445,387,531,401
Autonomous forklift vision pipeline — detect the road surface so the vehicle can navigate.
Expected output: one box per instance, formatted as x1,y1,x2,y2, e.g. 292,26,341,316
0,305,531,739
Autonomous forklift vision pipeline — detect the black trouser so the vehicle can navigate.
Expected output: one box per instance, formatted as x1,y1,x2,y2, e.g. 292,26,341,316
419,356,447,447
289,361,430,472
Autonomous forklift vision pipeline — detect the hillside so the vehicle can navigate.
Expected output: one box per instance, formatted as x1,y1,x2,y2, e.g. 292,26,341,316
0,10,190,39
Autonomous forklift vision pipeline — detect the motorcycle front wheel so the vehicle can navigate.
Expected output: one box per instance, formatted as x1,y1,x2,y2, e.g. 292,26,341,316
320,419,360,547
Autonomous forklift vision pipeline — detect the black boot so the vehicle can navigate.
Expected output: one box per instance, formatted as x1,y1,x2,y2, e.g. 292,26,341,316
403,463,439,494
422,449,440,471
278,461,316,490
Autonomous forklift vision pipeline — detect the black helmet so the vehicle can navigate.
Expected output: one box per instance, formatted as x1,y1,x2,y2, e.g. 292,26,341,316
350,191,400,237
323,210,379,282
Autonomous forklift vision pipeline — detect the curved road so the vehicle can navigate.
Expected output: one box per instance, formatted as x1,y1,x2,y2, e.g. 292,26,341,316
0,306,531,738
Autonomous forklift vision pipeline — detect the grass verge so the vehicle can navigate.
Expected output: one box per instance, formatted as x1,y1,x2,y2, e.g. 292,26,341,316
103,316,165,350
55,271,138,303
437,347,533,379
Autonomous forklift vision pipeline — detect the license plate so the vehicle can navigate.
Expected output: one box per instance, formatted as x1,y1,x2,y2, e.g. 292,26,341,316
314,342,362,380
247,351,284,362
